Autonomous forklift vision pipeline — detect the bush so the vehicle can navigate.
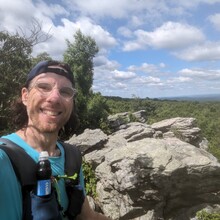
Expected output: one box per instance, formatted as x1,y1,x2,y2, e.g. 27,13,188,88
196,210,220,220
82,160,97,198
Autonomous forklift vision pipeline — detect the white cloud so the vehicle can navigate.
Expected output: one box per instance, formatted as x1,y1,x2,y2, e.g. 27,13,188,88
174,42,220,61
0,0,35,32
128,62,165,74
111,82,128,89
168,0,220,9
64,0,220,23
0,0,117,60
112,70,136,80
148,22,205,49
1,0,220,98
34,1,69,19
117,27,133,38
132,76,161,85
65,0,164,19
94,55,118,68
65,0,129,18
33,16,117,59
130,16,144,27
159,63,166,68
123,41,144,51
179,68,220,80
123,22,205,51
167,76,192,83
93,56,120,80
73,17,117,49
208,13,220,31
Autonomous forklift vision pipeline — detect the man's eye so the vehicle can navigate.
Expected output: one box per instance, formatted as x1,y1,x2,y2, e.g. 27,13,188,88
60,87,73,97
37,83,51,92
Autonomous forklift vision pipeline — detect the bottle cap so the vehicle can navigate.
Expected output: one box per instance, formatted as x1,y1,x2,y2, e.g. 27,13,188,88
39,151,49,160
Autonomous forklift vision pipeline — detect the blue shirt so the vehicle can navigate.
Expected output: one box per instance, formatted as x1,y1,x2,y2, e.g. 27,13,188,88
0,133,85,220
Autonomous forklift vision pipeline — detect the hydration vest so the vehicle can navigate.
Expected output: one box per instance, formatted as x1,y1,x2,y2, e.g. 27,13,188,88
0,138,85,220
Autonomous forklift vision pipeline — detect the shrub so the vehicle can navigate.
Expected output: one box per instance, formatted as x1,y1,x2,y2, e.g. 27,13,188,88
82,160,97,198
196,210,220,220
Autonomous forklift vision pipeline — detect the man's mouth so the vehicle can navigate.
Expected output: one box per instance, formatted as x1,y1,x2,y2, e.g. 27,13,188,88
41,109,61,116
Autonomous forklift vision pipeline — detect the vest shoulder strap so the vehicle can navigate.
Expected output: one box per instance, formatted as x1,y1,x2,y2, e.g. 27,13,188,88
0,137,37,186
0,138,82,186
59,141,82,177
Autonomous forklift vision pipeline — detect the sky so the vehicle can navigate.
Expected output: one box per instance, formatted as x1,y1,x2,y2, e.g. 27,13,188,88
1,0,220,98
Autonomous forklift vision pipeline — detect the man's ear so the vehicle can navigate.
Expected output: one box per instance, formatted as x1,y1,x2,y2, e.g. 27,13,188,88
21,87,28,106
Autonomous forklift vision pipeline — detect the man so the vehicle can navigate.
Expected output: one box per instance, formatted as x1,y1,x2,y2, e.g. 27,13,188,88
0,60,111,220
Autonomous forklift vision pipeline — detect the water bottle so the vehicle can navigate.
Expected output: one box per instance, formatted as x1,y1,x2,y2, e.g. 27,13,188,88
36,151,52,197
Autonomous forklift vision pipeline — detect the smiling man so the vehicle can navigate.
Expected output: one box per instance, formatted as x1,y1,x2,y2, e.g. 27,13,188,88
0,60,111,220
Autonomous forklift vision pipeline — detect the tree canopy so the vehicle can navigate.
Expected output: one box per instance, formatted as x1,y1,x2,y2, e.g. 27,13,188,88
63,30,109,134
0,21,51,135
0,31,32,133
64,30,98,96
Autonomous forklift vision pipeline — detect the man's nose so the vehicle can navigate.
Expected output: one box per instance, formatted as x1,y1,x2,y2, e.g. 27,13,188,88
47,88,61,100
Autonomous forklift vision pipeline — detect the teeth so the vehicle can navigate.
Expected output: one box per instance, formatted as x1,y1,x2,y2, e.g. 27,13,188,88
43,110,60,116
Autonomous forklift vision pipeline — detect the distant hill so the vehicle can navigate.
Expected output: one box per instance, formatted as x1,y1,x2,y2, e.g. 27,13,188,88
105,94,220,102
158,94,220,102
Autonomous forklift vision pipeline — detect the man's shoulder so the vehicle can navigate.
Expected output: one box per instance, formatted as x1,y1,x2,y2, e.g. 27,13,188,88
0,148,10,160
0,135,19,169
0,137,37,186
0,147,16,178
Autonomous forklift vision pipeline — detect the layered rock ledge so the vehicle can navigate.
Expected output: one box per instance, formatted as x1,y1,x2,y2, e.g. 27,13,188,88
67,115,220,220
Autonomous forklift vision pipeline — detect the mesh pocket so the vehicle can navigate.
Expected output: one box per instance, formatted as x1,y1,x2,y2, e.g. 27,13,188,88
30,190,62,220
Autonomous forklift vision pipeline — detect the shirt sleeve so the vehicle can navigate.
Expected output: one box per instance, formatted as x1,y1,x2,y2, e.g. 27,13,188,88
0,149,23,220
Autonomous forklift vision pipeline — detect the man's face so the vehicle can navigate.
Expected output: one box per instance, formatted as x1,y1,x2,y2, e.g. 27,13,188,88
21,72,74,134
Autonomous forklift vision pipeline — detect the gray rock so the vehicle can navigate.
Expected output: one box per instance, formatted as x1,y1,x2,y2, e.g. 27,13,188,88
107,110,147,131
95,138,220,220
66,128,108,154
132,110,147,123
152,117,203,147
151,117,196,132
67,115,220,219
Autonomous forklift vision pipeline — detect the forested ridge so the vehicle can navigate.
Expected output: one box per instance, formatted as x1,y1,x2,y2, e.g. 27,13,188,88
105,96,220,161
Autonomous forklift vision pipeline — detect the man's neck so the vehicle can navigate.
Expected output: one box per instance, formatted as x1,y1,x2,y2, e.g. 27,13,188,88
16,128,60,156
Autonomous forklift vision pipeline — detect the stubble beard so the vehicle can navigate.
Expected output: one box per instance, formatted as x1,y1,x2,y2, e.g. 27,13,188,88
29,116,66,134
27,106,71,135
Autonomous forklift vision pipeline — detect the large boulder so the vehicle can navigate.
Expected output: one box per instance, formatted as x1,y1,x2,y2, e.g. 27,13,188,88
66,128,108,154
94,138,220,220
67,116,220,220
151,117,203,147
107,110,147,132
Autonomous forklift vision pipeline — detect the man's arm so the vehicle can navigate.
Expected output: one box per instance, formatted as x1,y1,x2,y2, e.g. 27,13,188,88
76,197,112,220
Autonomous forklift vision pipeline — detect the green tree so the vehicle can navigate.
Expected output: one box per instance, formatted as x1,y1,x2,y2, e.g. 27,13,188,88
0,31,32,135
31,52,52,65
64,30,98,96
87,93,109,130
63,30,102,133
0,21,51,135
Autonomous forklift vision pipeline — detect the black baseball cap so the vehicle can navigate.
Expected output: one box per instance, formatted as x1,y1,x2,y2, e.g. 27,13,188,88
26,60,75,85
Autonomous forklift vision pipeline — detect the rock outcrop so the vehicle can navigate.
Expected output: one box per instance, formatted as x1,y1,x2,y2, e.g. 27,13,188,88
66,115,220,220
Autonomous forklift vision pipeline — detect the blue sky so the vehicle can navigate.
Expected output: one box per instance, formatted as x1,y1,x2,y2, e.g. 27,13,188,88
1,0,220,98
